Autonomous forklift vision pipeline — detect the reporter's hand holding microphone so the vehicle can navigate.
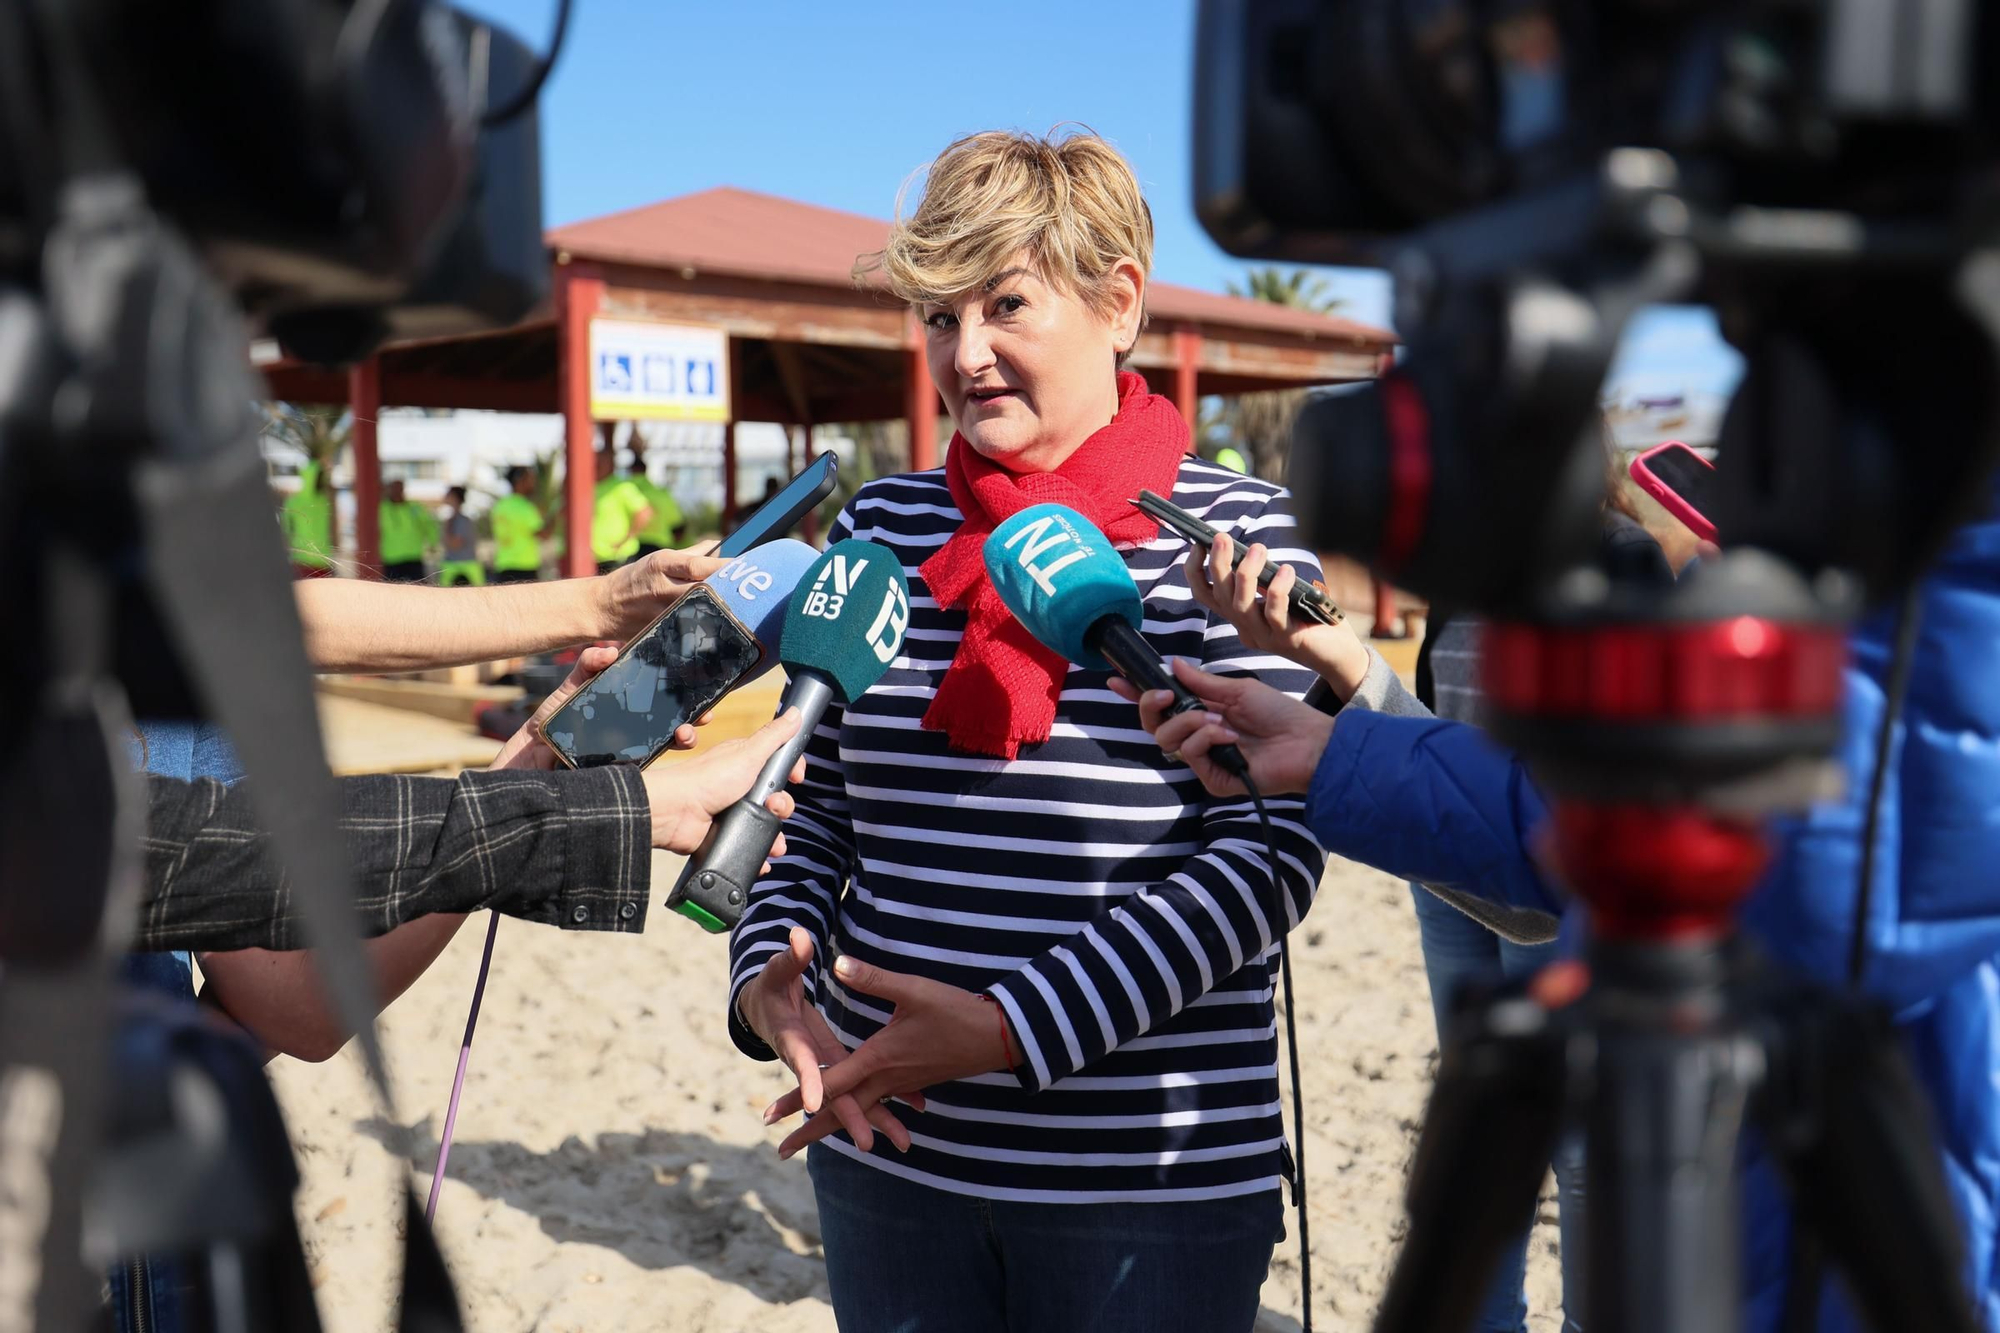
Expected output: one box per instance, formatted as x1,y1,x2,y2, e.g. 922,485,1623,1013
1108,528,1365,799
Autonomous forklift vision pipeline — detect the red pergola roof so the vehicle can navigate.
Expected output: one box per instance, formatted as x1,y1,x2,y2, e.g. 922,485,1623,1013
549,186,1393,348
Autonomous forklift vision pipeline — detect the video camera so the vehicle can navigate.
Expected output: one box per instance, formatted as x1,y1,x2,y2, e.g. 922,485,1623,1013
0,0,552,1327
1194,4,2000,1331
1197,0,2000,611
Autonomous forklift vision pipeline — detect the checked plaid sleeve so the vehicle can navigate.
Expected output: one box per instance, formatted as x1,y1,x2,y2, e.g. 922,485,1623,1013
138,765,653,951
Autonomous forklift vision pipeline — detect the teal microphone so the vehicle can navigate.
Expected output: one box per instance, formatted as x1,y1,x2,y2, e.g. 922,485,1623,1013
983,504,1248,778
666,540,911,931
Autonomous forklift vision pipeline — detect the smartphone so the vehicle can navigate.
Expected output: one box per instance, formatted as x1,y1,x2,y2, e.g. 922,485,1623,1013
1629,441,1718,543
536,584,763,769
1132,488,1344,627
717,452,839,557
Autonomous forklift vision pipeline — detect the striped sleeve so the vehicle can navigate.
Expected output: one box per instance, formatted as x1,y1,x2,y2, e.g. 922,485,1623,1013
983,489,1329,1093
724,510,860,1060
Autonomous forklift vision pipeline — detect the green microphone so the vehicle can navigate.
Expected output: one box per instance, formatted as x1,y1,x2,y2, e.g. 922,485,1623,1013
666,540,911,931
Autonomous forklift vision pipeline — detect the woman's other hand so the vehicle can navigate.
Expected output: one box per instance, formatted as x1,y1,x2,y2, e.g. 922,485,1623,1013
739,928,920,1157
1187,532,1372,702
767,953,1011,1160
1109,657,1332,798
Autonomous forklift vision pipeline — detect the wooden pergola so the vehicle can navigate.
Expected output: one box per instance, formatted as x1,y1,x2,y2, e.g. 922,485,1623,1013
261,186,1396,578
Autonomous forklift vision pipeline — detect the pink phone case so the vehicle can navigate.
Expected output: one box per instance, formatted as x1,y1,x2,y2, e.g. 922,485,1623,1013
1628,441,1718,543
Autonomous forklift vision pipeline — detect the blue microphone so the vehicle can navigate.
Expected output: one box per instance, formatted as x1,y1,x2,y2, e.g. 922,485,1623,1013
703,539,820,678
983,504,1248,778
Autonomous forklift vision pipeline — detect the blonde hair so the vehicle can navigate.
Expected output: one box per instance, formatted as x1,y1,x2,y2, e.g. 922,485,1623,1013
859,128,1155,338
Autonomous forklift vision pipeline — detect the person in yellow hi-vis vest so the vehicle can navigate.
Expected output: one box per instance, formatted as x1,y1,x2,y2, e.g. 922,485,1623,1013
490,465,545,583
379,478,439,582
281,459,335,579
592,445,653,574
629,434,684,557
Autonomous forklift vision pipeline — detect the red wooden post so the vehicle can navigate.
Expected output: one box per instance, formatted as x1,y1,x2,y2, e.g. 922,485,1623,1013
1173,325,1202,449
557,261,605,579
348,357,382,579
906,338,938,472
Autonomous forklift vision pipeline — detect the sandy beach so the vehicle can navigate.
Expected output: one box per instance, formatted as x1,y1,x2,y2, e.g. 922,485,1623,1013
267,842,1562,1333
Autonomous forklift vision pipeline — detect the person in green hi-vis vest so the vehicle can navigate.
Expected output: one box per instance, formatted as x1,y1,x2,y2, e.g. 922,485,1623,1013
379,478,439,582
490,465,545,583
592,444,654,574
281,459,335,579
437,485,485,586
629,433,684,557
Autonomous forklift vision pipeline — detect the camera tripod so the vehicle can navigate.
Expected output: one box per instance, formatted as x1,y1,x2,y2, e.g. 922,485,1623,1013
1370,554,1981,1333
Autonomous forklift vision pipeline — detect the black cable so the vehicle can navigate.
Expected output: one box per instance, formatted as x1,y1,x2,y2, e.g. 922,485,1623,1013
481,0,573,127
1244,771,1312,1333
1849,584,1923,985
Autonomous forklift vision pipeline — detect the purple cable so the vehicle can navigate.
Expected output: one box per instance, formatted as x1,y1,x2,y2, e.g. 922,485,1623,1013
426,911,501,1222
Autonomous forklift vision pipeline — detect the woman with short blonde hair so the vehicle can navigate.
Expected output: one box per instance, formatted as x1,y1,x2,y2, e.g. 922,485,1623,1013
729,129,1328,1331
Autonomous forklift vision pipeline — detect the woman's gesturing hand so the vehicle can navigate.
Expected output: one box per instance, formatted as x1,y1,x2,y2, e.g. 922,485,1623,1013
1109,657,1333,799
739,928,921,1158
765,954,1012,1161
1186,532,1373,704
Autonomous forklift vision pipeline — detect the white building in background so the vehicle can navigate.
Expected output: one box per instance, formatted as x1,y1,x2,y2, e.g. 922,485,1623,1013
263,409,854,537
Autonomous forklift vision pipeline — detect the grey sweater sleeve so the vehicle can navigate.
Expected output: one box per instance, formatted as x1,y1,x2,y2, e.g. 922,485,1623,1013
1309,648,1563,946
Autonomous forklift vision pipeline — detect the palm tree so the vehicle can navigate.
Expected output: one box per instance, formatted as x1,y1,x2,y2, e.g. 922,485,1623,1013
1230,267,1338,312
1202,268,1345,481
264,403,350,476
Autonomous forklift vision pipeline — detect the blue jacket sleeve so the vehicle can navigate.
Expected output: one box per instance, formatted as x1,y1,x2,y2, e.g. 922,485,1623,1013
1305,709,1566,918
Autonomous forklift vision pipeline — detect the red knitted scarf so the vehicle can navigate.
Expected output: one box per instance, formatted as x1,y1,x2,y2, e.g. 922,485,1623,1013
920,371,1189,758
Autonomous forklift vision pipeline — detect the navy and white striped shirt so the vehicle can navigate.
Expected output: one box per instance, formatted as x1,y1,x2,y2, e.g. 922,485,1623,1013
728,458,1328,1203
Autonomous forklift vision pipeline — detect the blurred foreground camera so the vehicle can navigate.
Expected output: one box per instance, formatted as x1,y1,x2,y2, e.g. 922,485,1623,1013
1198,0,2000,609
3,0,546,364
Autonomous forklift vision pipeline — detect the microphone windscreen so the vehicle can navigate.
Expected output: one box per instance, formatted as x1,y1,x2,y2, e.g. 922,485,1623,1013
982,504,1142,670
703,539,819,679
778,539,911,702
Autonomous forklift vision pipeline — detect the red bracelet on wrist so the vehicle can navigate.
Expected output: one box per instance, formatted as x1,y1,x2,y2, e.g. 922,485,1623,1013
980,993,1019,1071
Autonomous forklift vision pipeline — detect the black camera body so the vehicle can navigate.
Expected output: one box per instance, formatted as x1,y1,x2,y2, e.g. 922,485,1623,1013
1197,0,2000,611
4,0,545,364
0,1,551,1326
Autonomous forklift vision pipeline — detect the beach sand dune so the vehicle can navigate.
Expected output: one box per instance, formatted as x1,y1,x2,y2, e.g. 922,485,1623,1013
270,848,1561,1332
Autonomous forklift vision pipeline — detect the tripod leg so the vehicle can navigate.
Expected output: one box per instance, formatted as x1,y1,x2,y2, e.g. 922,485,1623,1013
1582,1009,1760,1333
1372,982,1569,1333
1769,992,1980,1333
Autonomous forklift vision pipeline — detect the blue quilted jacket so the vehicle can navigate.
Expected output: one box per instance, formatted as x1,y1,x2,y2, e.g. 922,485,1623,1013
1305,498,2000,1330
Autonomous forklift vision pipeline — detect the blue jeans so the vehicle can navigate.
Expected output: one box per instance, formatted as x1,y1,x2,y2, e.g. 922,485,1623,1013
1410,884,1585,1333
809,1144,1284,1333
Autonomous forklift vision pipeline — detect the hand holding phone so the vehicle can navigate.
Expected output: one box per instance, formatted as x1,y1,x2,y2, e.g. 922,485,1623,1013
1629,441,1718,543
537,541,820,770
1134,489,1344,626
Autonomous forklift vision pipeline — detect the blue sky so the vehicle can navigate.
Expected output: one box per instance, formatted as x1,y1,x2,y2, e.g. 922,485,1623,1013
464,0,1740,402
